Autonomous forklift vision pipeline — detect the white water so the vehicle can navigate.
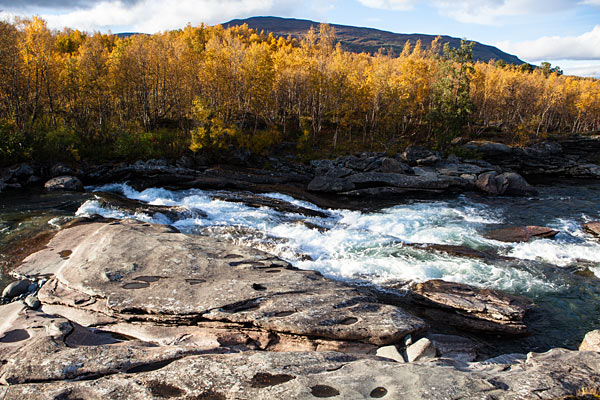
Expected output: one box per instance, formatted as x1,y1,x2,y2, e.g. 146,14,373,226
76,183,600,294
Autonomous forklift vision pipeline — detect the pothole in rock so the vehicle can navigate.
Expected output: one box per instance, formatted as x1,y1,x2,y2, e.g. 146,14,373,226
274,311,295,317
146,381,185,398
0,329,30,343
370,387,388,398
122,282,150,290
59,249,72,259
252,283,267,291
310,385,340,398
250,372,296,388
133,276,161,283
186,279,206,285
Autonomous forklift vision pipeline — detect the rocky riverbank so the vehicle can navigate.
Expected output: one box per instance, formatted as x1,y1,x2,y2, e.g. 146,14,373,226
2,218,600,399
2,136,600,398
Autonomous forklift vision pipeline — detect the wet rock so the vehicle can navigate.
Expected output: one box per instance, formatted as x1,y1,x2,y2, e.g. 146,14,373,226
93,192,207,222
476,172,537,196
44,176,83,192
407,243,491,259
17,219,426,345
579,330,600,352
406,338,437,362
375,345,405,363
409,280,532,335
210,192,328,218
583,222,600,238
485,226,559,243
307,176,355,193
2,279,31,299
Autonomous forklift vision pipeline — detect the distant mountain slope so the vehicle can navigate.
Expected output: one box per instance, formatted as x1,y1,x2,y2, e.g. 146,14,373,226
224,16,525,65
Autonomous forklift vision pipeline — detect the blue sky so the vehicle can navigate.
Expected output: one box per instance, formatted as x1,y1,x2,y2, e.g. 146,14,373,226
1,0,599,77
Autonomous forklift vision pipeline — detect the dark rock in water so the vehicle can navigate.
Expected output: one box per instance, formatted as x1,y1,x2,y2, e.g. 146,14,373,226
402,145,441,166
476,172,537,196
2,280,32,299
44,176,83,192
408,279,532,335
485,226,559,243
307,176,355,193
93,192,207,222
407,243,491,259
583,222,600,238
210,192,329,218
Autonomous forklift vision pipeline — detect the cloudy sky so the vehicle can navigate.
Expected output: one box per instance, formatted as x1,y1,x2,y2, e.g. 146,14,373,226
1,0,599,77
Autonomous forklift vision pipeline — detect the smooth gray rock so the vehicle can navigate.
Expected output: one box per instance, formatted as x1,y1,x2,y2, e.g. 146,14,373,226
376,345,405,363
24,296,40,309
406,338,437,362
2,280,31,299
17,220,426,345
44,176,83,192
476,172,537,196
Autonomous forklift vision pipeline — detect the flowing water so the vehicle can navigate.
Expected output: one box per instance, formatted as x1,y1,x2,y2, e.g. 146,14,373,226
2,181,600,352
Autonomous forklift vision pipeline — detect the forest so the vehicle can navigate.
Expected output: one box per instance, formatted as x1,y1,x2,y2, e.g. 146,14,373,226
0,17,599,165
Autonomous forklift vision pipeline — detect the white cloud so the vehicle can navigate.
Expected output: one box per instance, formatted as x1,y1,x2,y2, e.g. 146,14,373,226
356,0,415,11
498,26,600,61
431,0,573,24
2,0,302,33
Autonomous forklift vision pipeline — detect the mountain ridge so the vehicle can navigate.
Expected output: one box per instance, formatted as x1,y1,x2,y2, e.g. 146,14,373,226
224,16,525,65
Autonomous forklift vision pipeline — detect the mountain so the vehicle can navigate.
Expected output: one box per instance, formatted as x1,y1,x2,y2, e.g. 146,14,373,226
224,16,525,65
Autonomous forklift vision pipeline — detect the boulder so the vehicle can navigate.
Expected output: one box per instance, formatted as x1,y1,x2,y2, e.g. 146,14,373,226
406,338,437,362
403,145,441,166
16,219,426,345
579,330,600,352
408,280,532,335
2,280,31,299
583,222,600,238
307,176,355,193
50,163,75,177
380,158,413,174
44,176,83,192
476,172,537,196
485,226,559,243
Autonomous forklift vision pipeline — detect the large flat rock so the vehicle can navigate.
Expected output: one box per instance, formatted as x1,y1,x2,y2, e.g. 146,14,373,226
15,219,426,345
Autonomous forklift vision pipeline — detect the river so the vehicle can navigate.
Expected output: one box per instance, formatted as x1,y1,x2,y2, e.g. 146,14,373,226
2,180,600,353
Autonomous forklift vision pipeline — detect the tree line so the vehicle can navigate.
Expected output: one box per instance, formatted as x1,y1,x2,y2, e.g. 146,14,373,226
0,17,599,165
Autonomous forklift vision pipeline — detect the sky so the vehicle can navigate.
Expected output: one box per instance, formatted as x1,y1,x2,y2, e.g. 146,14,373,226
1,0,599,77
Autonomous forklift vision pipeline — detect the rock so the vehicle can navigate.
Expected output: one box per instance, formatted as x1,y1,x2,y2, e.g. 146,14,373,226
380,158,413,174
2,280,31,299
476,172,537,196
17,219,426,345
485,226,559,243
44,176,83,192
307,176,355,193
24,296,40,309
210,192,328,218
403,145,441,166
4,346,600,400
376,345,405,363
408,280,532,335
579,330,600,351
347,172,454,190
92,191,208,222
25,175,41,185
325,167,353,179
50,163,75,177
406,338,437,362
427,334,479,362
464,141,513,156
13,164,34,180
584,222,600,238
